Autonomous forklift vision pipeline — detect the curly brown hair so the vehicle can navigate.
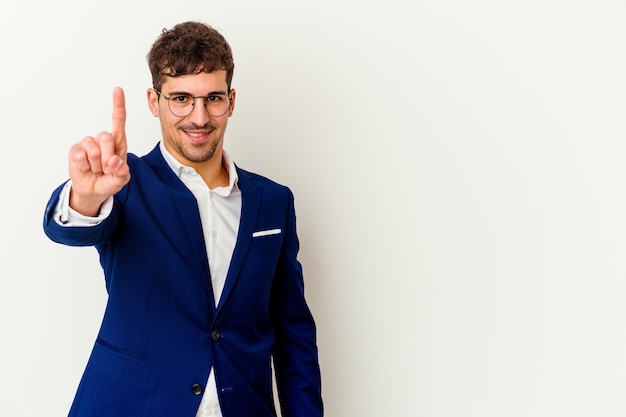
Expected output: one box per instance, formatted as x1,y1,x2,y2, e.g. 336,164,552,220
147,21,234,91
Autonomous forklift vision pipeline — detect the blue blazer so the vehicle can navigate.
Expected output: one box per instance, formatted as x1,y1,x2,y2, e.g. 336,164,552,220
43,144,323,417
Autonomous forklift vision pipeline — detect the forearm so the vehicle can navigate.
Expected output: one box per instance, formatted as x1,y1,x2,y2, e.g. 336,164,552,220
271,193,323,416
273,310,323,417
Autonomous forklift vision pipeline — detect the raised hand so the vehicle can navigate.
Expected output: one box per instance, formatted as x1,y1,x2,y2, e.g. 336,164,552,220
68,87,131,216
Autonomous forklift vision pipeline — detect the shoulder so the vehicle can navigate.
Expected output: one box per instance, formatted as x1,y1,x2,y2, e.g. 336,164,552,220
125,146,180,187
235,166,297,214
236,166,292,194
127,144,167,172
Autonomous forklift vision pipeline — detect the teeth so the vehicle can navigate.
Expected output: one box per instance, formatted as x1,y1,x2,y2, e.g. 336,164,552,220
188,132,206,137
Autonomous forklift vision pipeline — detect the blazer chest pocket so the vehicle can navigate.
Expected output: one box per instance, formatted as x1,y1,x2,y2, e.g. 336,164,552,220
251,229,283,247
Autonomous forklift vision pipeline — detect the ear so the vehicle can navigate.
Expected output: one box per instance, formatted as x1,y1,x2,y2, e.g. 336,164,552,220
227,88,236,117
147,88,160,117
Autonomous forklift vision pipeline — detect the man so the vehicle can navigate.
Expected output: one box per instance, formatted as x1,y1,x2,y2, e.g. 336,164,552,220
43,21,323,417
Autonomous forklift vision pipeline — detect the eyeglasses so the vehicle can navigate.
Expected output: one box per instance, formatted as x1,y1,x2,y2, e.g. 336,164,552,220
154,88,231,118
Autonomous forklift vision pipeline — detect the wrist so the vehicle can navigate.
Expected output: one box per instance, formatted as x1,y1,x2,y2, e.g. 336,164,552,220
69,189,107,217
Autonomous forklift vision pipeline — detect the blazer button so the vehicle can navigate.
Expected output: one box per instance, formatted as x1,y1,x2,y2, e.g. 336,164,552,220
211,329,220,341
192,383,204,395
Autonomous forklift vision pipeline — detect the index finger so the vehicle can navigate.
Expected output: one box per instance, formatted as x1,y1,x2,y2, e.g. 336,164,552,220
111,87,127,154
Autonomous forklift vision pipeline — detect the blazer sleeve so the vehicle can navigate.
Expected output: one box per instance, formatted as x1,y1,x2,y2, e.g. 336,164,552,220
270,189,323,417
43,181,124,247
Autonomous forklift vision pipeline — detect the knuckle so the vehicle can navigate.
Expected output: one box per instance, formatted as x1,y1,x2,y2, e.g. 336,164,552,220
80,135,96,145
87,146,101,159
97,131,113,142
69,144,87,161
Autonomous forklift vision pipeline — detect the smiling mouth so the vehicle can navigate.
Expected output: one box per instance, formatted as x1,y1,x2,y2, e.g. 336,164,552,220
182,127,215,141
187,131,209,137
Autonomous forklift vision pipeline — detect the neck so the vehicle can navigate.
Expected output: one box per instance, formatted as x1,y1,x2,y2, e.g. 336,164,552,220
162,142,230,189
197,159,229,189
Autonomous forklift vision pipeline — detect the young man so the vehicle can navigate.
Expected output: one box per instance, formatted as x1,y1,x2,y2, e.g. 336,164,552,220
43,21,323,417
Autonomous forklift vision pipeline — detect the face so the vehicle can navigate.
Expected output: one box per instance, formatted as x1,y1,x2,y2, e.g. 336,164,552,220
147,70,236,169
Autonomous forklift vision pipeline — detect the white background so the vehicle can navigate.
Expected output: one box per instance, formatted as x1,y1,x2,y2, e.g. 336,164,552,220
2,0,626,416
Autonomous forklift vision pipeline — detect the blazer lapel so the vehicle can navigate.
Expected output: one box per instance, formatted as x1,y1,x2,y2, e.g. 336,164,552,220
215,167,260,312
143,145,215,307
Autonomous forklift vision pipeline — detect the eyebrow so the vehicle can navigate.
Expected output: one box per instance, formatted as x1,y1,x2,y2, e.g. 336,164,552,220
168,90,228,97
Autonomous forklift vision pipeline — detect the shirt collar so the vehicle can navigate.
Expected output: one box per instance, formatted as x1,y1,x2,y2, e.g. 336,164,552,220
159,141,239,193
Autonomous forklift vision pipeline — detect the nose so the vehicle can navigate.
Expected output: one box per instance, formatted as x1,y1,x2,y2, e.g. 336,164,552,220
187,98,211,125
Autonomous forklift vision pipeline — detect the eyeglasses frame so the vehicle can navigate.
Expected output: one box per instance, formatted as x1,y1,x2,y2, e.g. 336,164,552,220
153,88,232,118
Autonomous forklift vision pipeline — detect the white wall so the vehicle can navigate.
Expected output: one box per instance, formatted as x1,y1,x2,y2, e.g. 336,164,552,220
2,0,626,416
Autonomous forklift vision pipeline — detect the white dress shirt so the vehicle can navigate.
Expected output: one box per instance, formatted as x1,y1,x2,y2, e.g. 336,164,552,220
55,142,242,417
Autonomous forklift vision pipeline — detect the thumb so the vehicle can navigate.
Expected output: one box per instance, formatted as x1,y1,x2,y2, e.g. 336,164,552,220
107,155,131,187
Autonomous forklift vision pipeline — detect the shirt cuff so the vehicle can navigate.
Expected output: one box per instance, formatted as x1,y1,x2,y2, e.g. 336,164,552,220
53,181,114,227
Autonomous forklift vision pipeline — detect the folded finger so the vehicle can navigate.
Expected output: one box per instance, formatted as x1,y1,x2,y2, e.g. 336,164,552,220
68,142,91,172
81,136,104,174
97,132,115,174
